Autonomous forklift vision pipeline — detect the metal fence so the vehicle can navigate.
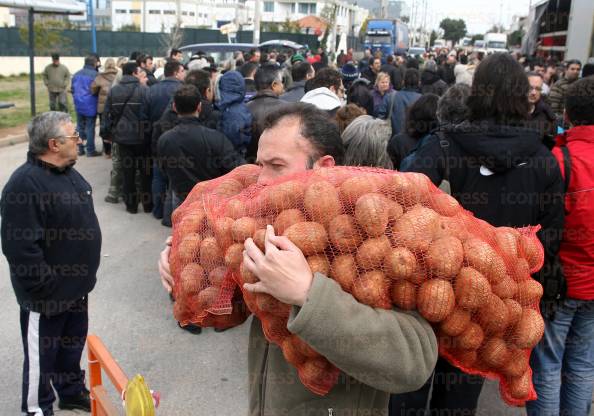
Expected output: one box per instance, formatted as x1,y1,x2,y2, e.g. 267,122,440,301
0,28,320,57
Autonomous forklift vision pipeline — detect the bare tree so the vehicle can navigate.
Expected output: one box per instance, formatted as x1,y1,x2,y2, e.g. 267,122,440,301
160,20,184,56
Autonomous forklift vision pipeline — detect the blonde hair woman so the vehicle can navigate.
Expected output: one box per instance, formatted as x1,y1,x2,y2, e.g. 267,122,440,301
372,72,393,117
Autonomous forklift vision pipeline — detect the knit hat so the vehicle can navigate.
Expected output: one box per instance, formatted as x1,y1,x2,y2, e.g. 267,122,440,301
291,53,305,64
341,63,359,82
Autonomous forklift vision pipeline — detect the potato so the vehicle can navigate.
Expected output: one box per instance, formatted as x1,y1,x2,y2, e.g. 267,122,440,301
492,277,518,299
356,235,391,270
463,238,507,284
426,236,464,279
479,338,510,369
304,180,342,226
199,237,224,269
339,175,381,205
178,211,206,234
233,164,260,187
386,200,404,223
232,217,257,243
355,193,390,237
224,243,244,270
432,215,469,241
256,293,288,316
263,314,290,340
328,215,363,253
508,371,531,400
478,294,510,334
273,209,306,235
455,322,484,350
266,180,305,211
513,308,544,349
282,337,306,365
283,222,328,256
430,193,460,217
213,217,235,251
180,263,206,294
384,247,417,281
208,266,227,287
512,258,531,280
382,173,431,207
390,280,417,310
239,262,258,285
352,271,392,309
177,233,202,264
224,199,247,219
417,279,456,323
292,335,319,358
173,300,190,323
504,298,523,327
440,308,471,337
502,348,529,377
301,358,329,384
455,267,492,310
253,229,266,252
495,227,520,260
519,234,543,271
214,179,244,198
391,206,439,252
456,349,478,368
515,279,544,306
307,255,331,276
330,255,357,291
196,286,219,310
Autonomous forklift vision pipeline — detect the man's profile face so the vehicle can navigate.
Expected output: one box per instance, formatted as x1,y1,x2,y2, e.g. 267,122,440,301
175,66,186,81
534,65,545,77
145,59,154,72
135,69,148,85
528,75,543,105
173,52,183,62
372,59,382,72
253,52,261,62
256,117,314,185
566,64,581,81
544,66,555,83
55,121,81,166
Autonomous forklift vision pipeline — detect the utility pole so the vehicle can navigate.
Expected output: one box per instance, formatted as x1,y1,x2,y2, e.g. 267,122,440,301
253,0,261,45
380,0,388,18
89,0,97,52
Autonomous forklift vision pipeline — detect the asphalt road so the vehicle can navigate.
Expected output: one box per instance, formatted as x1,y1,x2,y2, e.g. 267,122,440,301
0,140,531,416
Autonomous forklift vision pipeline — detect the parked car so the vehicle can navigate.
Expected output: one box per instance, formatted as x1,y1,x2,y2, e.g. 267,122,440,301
408,47,426,58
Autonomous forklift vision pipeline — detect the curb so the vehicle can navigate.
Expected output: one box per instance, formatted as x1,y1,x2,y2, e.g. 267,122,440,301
0,133,27,149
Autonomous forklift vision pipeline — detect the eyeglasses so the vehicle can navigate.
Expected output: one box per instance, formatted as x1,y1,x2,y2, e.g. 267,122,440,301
57,131,80,142
529,86,542,92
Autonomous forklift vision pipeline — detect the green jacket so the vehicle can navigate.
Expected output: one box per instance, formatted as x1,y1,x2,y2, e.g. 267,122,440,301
547,77,575,117
248,273,438,416
43,63,70,93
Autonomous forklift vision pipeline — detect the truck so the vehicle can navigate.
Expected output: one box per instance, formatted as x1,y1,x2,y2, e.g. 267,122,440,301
484,32,508,54
523,0,594,64
363,19,409,56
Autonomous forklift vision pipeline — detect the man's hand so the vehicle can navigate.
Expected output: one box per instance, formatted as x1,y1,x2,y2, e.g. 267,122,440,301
158,236,174,293
243,225,314,307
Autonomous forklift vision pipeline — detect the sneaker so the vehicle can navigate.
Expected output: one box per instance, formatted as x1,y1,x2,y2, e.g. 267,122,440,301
104,195,119,204
58,388,91,412
87,151,102,157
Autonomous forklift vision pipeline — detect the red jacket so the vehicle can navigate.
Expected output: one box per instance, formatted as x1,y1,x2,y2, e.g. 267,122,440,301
552,125,594,300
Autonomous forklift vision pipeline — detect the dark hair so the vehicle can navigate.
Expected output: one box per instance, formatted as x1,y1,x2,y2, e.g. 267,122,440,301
459,54,468,65
170,48,181,57
84,55,98,68
405,94,439,139
263,103,345,165
565,76,594,126
406,58,419,69
292,62,314,82
437,83,471,124
386,55,394,64
122,62,139,76
51,53,59,60
138,54,153,65
369,57,380,67
583,63,594,78
566,59,582,68
174,84,202,115
526,71,543,80
130,51,142,61
404,68,420,89
249,48,260,56
184,69,211,96
467,53,530,123
255,63,282,91
335,104,367,134
309,68,342,91
529,58,545,71
239,62,258,79
164,61,183,77
347,80,374,115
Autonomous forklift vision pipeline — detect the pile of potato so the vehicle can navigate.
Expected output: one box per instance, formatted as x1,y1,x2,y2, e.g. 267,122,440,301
171,166,545,405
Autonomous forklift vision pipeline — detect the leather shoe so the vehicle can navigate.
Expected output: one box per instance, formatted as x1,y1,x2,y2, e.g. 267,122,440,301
58,388,91,412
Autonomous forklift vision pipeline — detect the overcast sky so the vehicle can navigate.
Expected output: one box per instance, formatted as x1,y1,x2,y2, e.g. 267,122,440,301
405,0,534,34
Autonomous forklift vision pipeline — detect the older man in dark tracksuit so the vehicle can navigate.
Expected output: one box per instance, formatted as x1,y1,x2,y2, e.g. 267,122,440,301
1,111,102,416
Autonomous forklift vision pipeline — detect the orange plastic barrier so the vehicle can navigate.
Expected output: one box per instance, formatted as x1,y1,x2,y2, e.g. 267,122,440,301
87,334,128,416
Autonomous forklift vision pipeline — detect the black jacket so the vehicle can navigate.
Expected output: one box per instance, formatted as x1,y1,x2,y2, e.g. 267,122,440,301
529,99,558,150
157,117,245,198
440,63,456,85
421,69,448,96
401,120,564,258
387,132,418,169
280,80,306,102
381,63,402,90
148,77,182,122
361,68,378,85
1,153,102,316
103,75,151,147
246,91,287,162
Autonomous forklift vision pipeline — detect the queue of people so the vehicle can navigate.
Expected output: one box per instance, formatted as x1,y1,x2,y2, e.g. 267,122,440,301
2,44,594,416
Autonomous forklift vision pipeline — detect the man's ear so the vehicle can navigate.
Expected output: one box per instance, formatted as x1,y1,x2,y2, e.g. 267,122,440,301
172,102,178,114
314,155,336,169
47,138,60,153
196,102,202,114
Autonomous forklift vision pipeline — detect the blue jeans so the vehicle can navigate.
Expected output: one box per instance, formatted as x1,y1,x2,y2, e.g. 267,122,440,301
151,162,167,219
527,298,594,416
76,114,97,154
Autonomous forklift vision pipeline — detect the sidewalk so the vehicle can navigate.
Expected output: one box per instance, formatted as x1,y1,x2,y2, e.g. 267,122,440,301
0,125,27,148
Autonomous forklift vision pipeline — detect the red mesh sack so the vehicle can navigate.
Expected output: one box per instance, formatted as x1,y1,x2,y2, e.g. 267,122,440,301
172,165,546,405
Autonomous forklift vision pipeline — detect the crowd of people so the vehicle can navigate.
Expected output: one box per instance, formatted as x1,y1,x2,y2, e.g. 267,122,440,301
2,43,593,416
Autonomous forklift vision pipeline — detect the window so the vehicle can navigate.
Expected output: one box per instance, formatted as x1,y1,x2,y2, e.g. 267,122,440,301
309,3,316,14
115,8,126,13
198,12,202,17
163,10,175,14
129,9,140,13
182,11,187,15
263,1,274,12
290,3,295,13
189,11,195,16
298,2,307,13
148,9,160,14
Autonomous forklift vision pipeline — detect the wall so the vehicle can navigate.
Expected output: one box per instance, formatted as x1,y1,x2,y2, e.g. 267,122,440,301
0,57,120,77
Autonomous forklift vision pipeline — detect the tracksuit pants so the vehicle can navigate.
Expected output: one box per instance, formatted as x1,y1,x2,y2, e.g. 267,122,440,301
20,297,88,416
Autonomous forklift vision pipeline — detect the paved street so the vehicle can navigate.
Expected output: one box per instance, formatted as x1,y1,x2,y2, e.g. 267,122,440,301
0,140,527,415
